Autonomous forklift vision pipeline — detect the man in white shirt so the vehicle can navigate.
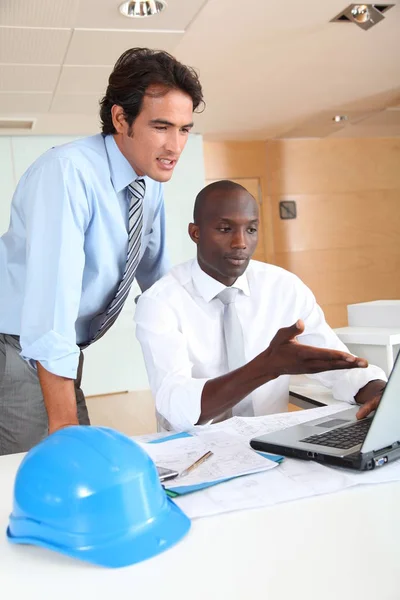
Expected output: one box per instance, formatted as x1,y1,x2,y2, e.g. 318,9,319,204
135,180,387,431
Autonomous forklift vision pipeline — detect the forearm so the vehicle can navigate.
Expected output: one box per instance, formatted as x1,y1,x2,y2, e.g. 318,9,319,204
37,362,79,433
199,317,369,424
198,353,273,424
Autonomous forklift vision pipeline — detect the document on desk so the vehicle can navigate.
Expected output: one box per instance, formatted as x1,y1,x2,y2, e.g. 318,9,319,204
139,431,278,490
198,403,349,441
166,404,400,519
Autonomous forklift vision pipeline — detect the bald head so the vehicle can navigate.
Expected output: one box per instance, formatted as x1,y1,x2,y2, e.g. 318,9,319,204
189,179,260,287
193,180,257,224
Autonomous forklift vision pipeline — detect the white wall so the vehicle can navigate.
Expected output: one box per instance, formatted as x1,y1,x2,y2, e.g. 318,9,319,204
0,139,17,233
0,133,205,394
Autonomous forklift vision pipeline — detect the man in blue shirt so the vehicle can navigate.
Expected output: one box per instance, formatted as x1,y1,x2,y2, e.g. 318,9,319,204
0,47,204,455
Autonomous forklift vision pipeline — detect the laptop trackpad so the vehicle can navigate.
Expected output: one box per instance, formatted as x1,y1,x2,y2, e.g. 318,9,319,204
313,418,350,429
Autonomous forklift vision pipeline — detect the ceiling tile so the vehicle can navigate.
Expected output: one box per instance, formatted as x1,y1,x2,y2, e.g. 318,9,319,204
176,0,400,139
177,0,348,42
0,65,60,92
330,124,400,138
0,0,80,27
65,29,184,66
277,110,379,139
74,0,207,31
0,92,52,113
57,66,110,94
50,94,101,115
0,27,71,64
330,108,400,137
359,109,400,127
0,0,399,138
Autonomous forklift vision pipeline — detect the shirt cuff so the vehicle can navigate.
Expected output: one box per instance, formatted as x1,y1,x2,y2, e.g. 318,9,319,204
331,365,387,405
20,330,81,379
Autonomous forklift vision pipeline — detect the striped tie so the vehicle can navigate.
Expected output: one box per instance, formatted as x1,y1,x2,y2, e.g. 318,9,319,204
87,178,145,345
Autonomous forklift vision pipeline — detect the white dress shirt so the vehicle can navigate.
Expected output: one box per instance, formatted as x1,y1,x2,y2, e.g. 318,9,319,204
135,259,386,431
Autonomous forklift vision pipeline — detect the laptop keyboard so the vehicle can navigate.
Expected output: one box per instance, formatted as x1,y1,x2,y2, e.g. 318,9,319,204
300,418,372,449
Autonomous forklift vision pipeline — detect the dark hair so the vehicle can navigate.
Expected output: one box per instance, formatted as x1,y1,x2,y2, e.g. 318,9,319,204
193,180,253,223
99,47,204,135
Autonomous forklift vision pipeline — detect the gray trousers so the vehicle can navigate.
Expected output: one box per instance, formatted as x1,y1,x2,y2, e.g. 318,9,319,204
0,334,90,456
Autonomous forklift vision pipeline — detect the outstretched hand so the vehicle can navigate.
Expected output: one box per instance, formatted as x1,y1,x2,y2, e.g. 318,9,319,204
264,319,368,379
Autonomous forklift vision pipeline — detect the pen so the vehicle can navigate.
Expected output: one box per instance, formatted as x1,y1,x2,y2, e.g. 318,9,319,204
179,450,214,479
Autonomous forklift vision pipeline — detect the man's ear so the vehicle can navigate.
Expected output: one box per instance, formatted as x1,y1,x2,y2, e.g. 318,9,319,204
111,105,127,134
188,222,200,244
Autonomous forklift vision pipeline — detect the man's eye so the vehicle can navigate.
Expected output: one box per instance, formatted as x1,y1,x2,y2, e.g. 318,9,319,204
248,227,258,234
181,128,191,134
155,126,167,131
218,227,231,232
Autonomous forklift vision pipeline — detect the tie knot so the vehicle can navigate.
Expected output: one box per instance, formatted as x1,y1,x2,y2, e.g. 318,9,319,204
217,287,239,305
128,178,146,199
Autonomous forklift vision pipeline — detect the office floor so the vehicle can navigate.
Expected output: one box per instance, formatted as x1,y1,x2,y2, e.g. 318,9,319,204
86,391,302,437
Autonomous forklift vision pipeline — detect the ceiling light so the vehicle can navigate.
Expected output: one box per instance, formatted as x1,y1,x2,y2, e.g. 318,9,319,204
331,4,394,30
351,4,370,22
349,4,385,29
119,0,167,18
332,115,348,123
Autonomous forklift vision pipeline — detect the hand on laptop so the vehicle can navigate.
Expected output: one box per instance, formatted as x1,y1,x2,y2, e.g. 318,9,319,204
264,319,368,377
355,379,387,420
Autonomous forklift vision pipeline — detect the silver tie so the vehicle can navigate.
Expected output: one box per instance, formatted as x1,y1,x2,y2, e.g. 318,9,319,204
85,178,145,346
216,287,254,418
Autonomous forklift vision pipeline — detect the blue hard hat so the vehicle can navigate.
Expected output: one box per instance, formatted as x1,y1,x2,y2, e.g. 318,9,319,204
7,426,190,568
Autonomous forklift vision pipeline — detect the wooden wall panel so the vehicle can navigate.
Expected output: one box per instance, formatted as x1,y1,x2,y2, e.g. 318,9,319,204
271,191,400,253
267,137,400,327
203,141,274,262
321,304,349,329
275,245,400,324
266,138,400,195
203,141,266,180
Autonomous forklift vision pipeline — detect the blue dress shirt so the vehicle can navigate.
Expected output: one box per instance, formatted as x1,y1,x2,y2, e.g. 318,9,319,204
0,134,169,378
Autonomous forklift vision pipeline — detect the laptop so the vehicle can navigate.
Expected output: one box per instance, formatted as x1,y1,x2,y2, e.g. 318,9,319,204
250,353,400,471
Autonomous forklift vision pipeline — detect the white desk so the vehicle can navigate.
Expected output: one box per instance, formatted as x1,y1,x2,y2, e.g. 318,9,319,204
1,451,399,600
289,375,342,408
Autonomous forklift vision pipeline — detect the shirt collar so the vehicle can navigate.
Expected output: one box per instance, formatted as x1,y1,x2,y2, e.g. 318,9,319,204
104,134,141,193
192,258,250,303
